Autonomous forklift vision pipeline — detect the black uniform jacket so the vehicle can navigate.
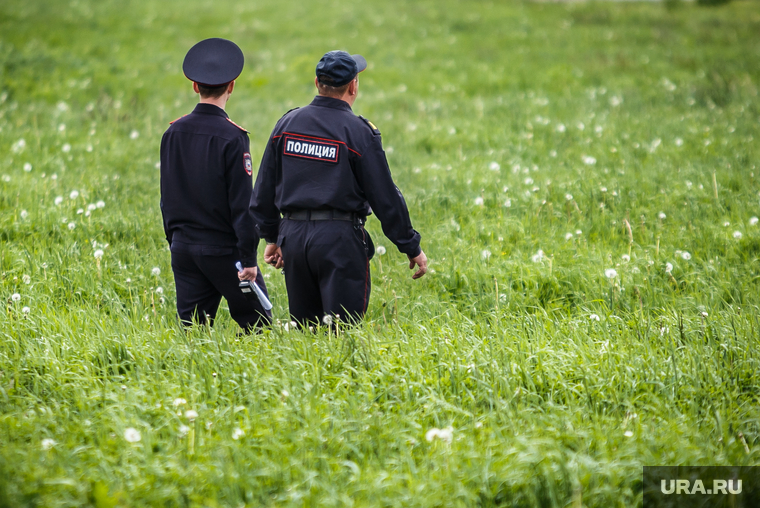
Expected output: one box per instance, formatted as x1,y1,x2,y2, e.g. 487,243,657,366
160,103,259,267
250,95,421,257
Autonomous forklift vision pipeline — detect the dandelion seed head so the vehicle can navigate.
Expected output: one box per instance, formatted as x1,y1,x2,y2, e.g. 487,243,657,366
87,203,96,211
124,427,141,443
601,187,607,193
723,222,730,227
621,254,630,262
582,155,596,165
151,267,161,276
488,161,500,171
232,428,245,440
178,425,190,437
69,190,79,200
322,314,333,326
565,193,573,201
481,249,491,260
504,198,512,208
658,212,666,220
62,143,71,153
11,293,21,302
155,287,163,294
624,430,634,438
1,175,10,182
77,208,84,215
733,231,743,239
185,410,198,421
474,196,484,206
750,217,759,226
54,196,63,205
376,245,386,255
96,200,105,208
555,123,566,133
20,210,28,219
94,249,104,259
605,268,617,279
701,311,708,318
68,222,76,230
41,438,56,450
130,130,139,139
576,230,582,236
22,306,30,314
22,274,30,284
524,177,533,185
589,314,600,321
531,250,545,263
565,232,573,240
665,262,673,273
23,163,32,172
681,251,691,260
172,398,187,407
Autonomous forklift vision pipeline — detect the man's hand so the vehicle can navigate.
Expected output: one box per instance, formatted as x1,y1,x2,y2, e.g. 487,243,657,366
264,244,284,269
238,266,258,281
408,250,428,280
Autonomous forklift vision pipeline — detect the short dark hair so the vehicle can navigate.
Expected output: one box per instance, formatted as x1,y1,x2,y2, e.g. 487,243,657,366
317,75,351,97
197,82,229,99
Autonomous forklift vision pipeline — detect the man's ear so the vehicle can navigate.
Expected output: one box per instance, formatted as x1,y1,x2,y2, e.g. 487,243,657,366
314,77,320,90
349,78,358,96
227,80,235,94
192,82,200,94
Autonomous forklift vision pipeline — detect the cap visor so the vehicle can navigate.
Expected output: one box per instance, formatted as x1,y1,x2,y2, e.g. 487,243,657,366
352,54,367,73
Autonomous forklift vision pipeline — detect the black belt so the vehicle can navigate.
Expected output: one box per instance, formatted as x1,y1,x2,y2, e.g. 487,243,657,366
283,209,363,223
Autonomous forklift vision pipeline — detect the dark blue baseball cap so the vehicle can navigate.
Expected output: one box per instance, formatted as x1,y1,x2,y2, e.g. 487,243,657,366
316,50,367,87
183,38,244,87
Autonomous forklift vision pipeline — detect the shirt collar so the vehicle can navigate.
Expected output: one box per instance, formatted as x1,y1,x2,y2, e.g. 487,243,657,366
310,95,353,112
192,103,229,118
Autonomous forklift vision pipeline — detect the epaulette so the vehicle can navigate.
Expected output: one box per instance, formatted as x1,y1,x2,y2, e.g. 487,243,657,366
169,115,187,125
226,118,249,133
359,115,381,135
280,107,300,119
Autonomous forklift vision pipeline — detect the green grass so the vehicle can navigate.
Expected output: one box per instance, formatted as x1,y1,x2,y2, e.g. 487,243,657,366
2,0,760,506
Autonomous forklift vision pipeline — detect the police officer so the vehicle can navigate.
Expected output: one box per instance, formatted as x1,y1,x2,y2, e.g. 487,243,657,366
247,50,427,326
160,38,271,332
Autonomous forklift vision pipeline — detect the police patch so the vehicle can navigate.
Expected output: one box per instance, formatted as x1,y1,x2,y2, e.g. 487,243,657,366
283,135,339,163
243,152,252,175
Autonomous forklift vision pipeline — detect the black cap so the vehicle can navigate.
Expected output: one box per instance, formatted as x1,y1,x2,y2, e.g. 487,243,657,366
316,50,367,87
183,38,244,87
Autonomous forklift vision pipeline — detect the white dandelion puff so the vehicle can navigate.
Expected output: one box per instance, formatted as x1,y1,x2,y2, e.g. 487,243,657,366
62,143,71,153
130,130,139,140
531,250,545,263
601,187,607,193
22,274,30,284
582,155,596,165
22,306,30,314
624,430,634,438
504,198,512,208
11,293,21,302
11,138,26,153
555,123,566,133
632,267,640,273
488,161,500,171
576,230,582,236
94,249,104,259
701,311,708,318
58,123,66,132
23,163,32,172
658,212,666,220
151,267,161,276
155,287,163,294
621,254,630,262
675,138,684,147
20,210,28,219
281,389,289,398
41,438,56,450
665,263,673,273
96,200,105,208
178,425,190,437
605,268,617,279
232,428,245,440
723,222,730,227
184,410,198,421
481,249,491,260
589,314,600,322
69,190,79,200
87,203,96,211
1,175,10,182
565,232,574,240
76,208,83,215
54,196,63,205
376,245,386,256
565,193,573,201
474,196,484,206
322,314,333,326
124,427,141,443
172,398,187,407
749,217,759,226
524,177,533,185
68,222,76,230
733,231,743,239
681,251,691,260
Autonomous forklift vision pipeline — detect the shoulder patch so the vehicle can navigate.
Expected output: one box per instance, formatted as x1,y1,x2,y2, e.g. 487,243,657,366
226,118,249,133
169,114,187,125
359,115,381,135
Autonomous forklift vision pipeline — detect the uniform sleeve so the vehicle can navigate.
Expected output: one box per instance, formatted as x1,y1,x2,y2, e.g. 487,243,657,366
353,135,422,257
225,134,259,267
250,131,281,243
159,132,172,246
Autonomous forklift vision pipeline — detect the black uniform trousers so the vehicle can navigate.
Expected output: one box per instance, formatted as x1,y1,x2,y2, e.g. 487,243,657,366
170,241,272,331
279,219,372,325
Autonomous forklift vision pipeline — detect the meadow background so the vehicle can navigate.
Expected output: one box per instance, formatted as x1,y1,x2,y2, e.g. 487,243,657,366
1,0,760,506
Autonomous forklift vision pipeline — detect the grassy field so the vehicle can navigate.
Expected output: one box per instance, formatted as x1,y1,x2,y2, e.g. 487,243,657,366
1,0,760,506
